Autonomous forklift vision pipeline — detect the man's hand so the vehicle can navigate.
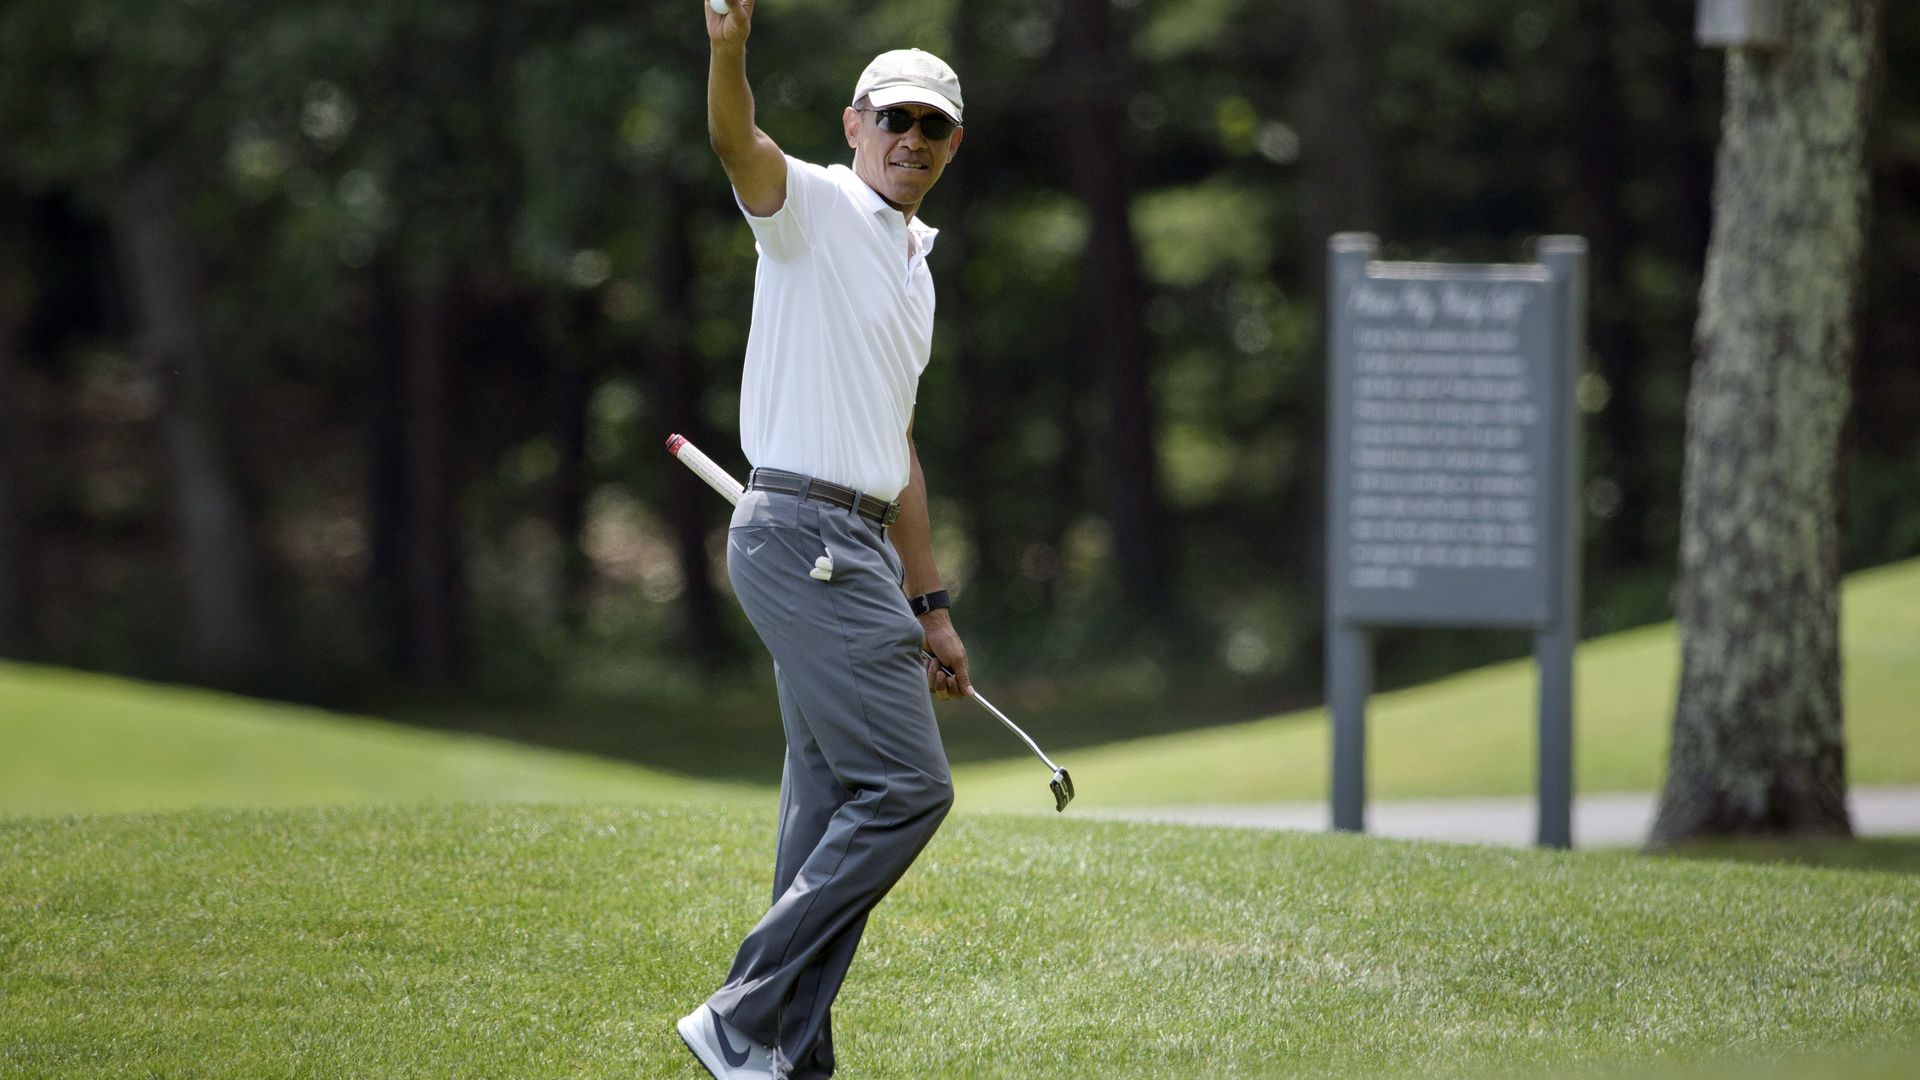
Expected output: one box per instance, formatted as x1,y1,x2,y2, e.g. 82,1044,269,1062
705,0,752,46
705,0,783,214
919,609,972,700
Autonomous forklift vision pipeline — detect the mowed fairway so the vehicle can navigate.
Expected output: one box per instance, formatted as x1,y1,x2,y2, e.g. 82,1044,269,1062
956,559,1920,810
0,664,746,817
2,803,1917,1079
3,565,1919,1076
6,559,1917,820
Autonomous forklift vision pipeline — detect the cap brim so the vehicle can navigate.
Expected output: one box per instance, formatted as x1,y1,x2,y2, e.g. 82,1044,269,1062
865,86,962,124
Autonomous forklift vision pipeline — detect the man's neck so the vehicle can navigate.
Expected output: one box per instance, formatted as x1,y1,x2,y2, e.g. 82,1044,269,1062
853,160,920,223
872,183,918,223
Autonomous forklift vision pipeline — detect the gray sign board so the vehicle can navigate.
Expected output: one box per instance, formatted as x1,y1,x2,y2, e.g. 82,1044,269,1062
1324,234,1585,848
1328,248,1570,628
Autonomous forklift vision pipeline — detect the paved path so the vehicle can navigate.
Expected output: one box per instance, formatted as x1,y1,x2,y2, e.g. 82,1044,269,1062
1092,787,1920,848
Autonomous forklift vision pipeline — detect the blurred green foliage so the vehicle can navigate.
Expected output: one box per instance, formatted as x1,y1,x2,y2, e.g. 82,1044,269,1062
0,0,1915,732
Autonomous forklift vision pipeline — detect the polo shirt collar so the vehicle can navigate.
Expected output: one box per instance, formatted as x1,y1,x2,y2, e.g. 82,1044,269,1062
847,172,891,216
845,169,940,257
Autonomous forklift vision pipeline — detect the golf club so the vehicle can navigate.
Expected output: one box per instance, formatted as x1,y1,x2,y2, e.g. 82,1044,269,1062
666,433,1075,812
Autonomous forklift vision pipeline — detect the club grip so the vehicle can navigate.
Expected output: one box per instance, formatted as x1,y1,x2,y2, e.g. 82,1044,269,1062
666,433,747,505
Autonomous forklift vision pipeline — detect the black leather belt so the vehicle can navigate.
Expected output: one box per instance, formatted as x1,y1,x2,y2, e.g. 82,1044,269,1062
747,468,901,528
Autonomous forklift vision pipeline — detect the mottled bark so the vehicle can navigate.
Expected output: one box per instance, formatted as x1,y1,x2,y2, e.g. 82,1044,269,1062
1653,0,1882,845
1055,0,1174,609
112,166,263,673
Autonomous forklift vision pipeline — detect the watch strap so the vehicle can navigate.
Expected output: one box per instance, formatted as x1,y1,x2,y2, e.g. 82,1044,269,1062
908,589,951,617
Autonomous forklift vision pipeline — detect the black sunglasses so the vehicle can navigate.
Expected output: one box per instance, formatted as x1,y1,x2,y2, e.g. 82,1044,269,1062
862,107,957,141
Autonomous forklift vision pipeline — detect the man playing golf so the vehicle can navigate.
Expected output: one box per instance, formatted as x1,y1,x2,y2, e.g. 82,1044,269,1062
677,1,972,1076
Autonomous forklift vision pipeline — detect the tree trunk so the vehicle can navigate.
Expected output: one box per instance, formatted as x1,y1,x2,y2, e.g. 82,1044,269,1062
1569,0,1651,569
366,270,465,684
647,178,730,666
1659,13,1721,279
944,2,1004,603
112,165,264,675
1849,3,1908,547
1652,0,1882,845
1300,0,1383,247
0,224,31,653
1055,0,1174,610
550,330,593,632
1296,0,1385,615
366,263,407,674
396,282,464,684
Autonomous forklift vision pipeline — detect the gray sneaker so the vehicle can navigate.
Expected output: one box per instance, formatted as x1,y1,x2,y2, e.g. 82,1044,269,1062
676,1005,777,1079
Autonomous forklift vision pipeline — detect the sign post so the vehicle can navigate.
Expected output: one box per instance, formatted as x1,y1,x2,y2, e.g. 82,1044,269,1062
1325,234,1586,848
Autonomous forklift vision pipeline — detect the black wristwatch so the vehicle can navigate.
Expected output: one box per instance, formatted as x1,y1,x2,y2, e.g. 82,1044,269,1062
908,589,951,617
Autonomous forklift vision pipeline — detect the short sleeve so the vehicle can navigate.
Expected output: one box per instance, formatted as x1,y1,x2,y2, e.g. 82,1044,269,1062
737,156,840,264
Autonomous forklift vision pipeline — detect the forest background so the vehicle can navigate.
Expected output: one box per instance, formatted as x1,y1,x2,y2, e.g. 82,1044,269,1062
1,0,1915,776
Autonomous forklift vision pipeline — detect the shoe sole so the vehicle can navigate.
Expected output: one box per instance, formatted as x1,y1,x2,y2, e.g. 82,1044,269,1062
676,1013,723,1079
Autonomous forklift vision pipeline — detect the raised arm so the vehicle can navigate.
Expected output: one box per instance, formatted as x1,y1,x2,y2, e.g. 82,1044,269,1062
706,0,787,217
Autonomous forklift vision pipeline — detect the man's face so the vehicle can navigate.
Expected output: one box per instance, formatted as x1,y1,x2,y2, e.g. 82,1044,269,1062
843,102,964,214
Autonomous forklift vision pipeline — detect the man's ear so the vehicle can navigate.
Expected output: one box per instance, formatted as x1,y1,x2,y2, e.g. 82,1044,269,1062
945,125,964,161
842,107,861,149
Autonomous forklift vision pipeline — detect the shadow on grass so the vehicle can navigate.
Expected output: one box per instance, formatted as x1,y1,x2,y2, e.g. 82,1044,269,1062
373,674,1315,787
1654,837,1920,878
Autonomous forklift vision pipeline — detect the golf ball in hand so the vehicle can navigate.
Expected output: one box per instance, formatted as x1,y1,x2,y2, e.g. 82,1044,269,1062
711,0,728,12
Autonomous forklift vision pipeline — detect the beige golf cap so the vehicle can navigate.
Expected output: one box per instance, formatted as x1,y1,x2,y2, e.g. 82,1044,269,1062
852,48,964,124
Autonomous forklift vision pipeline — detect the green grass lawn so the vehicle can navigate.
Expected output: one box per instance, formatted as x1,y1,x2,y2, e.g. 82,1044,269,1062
955,559,1920,810
1662,837,1920,877
4,559,1916,820
1,803,1916,1078
0,664,746,818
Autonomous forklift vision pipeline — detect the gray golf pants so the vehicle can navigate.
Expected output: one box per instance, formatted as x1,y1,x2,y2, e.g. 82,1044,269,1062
707,487,953,1078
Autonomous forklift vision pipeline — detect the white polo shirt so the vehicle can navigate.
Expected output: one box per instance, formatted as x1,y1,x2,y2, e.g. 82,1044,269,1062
736,155,939,502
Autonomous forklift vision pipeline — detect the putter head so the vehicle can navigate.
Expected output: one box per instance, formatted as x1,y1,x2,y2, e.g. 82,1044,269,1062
1049,767,1074,812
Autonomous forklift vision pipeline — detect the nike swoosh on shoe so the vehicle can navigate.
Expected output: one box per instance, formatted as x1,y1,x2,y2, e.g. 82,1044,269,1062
713,1011,751,1068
